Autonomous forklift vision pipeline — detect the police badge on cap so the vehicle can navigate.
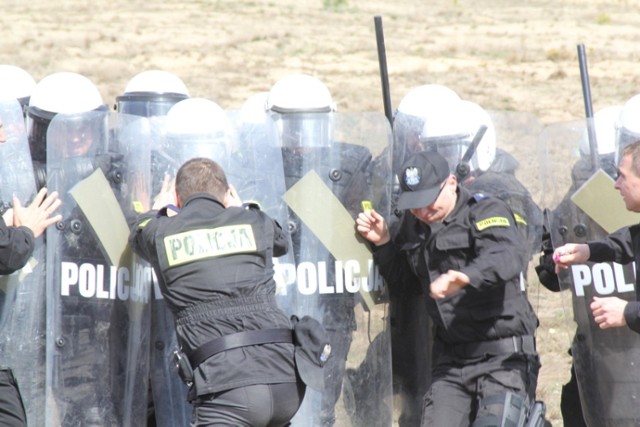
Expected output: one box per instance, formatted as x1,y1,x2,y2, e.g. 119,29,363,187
397,151,451,210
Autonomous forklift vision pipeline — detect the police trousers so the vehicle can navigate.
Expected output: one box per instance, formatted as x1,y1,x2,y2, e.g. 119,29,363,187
0,368,27,427
190,382,305,427
421,351,540,427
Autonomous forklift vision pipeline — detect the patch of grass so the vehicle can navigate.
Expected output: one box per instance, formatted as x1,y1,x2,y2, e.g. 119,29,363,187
546,48,571,62
323,0,348,11
596,13,611,25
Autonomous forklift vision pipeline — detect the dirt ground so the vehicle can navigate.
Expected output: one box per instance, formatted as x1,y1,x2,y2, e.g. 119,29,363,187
4,0,640,425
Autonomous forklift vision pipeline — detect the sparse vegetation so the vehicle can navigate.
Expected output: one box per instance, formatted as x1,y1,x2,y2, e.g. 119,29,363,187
596,12,611,24
546,48,572,62
323,0,347,11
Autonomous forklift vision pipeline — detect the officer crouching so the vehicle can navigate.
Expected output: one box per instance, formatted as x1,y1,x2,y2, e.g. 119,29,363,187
129,157,330,426
356,151,546,426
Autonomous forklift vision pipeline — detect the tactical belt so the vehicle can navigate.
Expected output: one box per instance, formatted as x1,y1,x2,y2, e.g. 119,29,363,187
446,335,536,358
188,328,293,369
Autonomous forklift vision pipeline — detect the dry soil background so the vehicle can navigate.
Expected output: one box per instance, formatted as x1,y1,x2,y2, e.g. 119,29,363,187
3,0,640,425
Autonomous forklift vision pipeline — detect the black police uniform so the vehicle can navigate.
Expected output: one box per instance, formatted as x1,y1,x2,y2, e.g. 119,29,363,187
587,224,640,331
535,155,625,427
129,193,303,425
466,148,543,263
0,218,35,427
373,186,540,426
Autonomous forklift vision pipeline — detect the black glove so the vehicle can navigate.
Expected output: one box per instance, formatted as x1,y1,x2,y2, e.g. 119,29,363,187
535,222,561,292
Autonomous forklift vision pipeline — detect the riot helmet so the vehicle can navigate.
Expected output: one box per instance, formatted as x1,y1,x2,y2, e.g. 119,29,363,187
616,95,640,164
392,84,461,173
578,105,622,178
115,70,189,117
165,98,236,169
0,65,37,115
419,99,496,177
0,99,26,145
237,92,277,148
241,92,270,125
265,74,336,148
27,71,106,163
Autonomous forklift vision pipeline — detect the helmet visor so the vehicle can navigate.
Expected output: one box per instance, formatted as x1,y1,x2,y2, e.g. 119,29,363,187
274,112,332,148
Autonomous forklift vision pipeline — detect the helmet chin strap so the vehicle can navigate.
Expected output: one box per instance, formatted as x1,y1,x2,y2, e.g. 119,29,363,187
455,124,487,182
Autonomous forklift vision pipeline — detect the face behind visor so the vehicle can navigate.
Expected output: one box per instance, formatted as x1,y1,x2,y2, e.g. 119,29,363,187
27,72,106,163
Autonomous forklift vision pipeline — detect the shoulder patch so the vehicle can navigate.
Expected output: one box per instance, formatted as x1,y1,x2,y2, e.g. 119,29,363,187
475,216,511,231
513,213,527,226
138,218,152,228
132,200,144,213
471,193,489,204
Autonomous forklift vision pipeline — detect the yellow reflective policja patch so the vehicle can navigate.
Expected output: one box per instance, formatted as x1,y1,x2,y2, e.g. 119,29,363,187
163,224,257,267
132,200,144,213
475,217,510,231
138,218,152,228
513,213,527,226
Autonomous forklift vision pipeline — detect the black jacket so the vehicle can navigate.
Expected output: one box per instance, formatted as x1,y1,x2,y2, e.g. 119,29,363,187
0,219,34,275
374,186,538,345
129,193,297,397
587,224,640,333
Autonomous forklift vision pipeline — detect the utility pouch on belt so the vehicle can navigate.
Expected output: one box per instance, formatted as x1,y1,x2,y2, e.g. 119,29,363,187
172,349,194,387
291,315,332,391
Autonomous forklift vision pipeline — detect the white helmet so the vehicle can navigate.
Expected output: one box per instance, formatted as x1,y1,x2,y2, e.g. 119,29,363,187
236,92,280,150
419,100,496,174
27,72,106,162
0,65,37,111
266,74,335,113
616,94,640,156
116,70,189,117
165,98,236,168
395,84,461,118
392,84,461,172
266,74,335,148
240,92,270,125
579,105,623,157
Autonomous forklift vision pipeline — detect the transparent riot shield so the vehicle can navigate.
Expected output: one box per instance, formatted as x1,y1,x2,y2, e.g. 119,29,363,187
468,110,545,273
539,118,640,427
142,118,192,427
226,107,297,306
45,111,151,426
274,111,393,427
0,98,47,425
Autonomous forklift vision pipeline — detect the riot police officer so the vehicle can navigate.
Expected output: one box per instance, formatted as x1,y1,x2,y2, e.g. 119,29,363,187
129,157,312,427
27,71,152,426
0,96,62,427
357,150,541,427
116,69,192,427
383,84,462,427
266,73,393,426
388,85,544,426
537,101,640,427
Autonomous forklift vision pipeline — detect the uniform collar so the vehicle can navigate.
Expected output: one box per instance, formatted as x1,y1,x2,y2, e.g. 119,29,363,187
182,193,225,209
442,186,470,225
